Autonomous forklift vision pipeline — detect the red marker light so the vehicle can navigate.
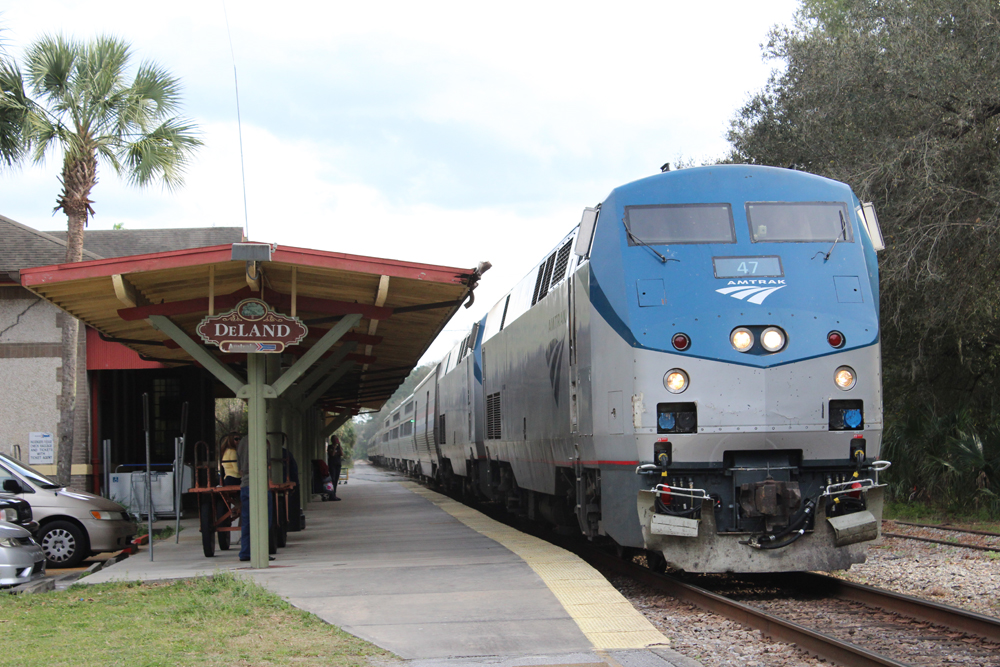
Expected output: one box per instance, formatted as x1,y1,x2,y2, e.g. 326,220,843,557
828,331,845,348
672,333,690,351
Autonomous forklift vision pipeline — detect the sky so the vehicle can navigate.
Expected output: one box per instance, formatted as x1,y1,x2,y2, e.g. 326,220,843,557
1,0,800,363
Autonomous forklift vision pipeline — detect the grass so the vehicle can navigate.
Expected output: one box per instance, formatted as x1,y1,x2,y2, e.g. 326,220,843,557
135,524,181,540
0,572,395,667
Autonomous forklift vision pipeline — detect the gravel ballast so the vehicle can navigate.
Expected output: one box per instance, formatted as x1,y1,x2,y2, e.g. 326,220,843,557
606,521,1000,667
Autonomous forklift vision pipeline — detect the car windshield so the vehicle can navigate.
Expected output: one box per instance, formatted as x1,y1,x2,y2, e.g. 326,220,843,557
746,202,853,243
0,453,62,489
624,204,736,244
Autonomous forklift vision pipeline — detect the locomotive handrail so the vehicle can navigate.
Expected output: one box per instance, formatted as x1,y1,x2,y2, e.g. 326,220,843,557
820,478,878,497
653,484,709,500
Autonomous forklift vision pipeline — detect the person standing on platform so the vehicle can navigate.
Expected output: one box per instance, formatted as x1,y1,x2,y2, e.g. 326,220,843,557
237,435,274,561
220,434,241,487
327,436,344,501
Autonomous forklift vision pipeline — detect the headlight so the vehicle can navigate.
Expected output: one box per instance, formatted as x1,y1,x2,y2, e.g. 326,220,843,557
663,369,689,393
835,366,857,390
91,510,116,520
1,508,16,522
761,327,786,352
0,537,19,548
731,328,753,352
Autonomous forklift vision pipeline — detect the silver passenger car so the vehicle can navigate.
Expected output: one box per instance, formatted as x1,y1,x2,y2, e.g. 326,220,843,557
0,454,135,568
0,520,45,587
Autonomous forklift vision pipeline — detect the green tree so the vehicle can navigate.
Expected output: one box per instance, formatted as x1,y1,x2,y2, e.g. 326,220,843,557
0,34,201,483
728,0,1000,410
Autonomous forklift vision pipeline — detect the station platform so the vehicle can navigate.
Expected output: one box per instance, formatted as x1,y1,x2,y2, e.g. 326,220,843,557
82,462,698,667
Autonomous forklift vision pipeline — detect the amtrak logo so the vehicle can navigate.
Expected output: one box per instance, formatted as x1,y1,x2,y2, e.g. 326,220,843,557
716,280,787,305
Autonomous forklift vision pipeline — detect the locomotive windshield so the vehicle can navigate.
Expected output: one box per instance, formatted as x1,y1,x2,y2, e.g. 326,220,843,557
624,204,735,245
746,202,853,243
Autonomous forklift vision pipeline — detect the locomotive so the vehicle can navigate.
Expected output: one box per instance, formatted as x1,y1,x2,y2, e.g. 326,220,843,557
370,164,890,573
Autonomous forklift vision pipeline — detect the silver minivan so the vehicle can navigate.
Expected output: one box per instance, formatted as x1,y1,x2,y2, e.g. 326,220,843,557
0,454,136,568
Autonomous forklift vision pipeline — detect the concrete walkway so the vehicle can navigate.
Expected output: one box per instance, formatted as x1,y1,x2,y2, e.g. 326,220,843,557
82,463,698,667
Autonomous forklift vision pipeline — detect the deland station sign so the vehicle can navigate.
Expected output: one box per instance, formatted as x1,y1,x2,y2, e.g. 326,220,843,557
197,298,308,353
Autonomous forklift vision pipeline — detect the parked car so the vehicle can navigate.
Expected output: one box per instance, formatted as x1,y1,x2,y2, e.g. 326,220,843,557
0,453,135,568
0,496,38,534
0,520,46,587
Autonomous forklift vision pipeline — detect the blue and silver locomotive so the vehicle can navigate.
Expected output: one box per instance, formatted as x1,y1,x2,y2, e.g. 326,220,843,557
371,164,890,573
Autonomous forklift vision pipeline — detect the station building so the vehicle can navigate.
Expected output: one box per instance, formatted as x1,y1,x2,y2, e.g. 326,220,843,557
0,213,242,491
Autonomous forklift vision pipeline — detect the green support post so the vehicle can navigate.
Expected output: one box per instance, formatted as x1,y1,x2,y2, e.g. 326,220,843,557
247,354,270,568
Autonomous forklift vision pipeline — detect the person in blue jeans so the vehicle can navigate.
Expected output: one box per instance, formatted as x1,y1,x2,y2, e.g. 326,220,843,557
237,436,274,562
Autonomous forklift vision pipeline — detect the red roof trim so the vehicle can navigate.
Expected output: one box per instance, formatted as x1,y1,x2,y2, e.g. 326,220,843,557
20,242,476,287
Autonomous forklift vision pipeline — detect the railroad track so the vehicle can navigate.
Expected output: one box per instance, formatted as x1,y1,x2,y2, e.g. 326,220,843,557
577,546,1000,667
882,521,1000,553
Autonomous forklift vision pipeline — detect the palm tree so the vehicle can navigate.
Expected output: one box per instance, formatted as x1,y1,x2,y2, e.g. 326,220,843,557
1,34,202,484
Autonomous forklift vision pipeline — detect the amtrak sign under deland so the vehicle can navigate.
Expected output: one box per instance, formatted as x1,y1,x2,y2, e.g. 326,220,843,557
197,298,308,353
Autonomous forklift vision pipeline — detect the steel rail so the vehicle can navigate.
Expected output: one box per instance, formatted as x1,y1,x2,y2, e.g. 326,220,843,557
784,572,1000,642
893,521,1000,538
882,531,1000,553
578,548,908,667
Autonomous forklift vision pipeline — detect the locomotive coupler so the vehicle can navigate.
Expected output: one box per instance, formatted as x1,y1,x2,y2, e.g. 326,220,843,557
738,478,802,532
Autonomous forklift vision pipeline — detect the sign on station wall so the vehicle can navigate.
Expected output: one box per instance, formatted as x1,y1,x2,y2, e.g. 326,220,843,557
29,432,54,465
197,298,308,353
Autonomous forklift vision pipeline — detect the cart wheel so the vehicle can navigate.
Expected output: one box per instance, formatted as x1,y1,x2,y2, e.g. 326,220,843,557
200,501,216,558
276,516,287,548
217,498,231,551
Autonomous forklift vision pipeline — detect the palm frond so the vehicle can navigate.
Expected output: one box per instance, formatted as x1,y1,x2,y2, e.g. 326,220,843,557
0,57,29,166
25,34,77,103
120,117,202,189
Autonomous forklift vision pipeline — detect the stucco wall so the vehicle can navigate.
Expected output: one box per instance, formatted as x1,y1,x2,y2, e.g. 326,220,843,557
0,288,89,487
0,357,61,459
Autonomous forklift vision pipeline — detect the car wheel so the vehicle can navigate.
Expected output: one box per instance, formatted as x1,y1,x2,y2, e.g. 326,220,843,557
39,520,88,569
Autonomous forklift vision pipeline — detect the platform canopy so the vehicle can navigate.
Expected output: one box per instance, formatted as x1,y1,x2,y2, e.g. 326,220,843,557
20,242,485,414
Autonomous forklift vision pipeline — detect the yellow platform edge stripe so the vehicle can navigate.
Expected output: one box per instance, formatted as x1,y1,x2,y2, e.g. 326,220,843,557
401,482,668,650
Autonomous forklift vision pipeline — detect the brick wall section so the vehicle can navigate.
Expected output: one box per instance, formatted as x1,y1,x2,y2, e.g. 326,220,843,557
0,343,62,357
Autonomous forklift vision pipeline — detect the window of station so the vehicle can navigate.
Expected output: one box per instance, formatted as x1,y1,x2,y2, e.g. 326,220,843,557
393,413,400,423
624,204,735,245
746,202,853,243
404,401,414,414
391,427,399,439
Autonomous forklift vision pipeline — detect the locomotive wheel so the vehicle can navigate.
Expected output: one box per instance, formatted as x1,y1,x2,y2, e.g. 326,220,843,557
615,543,636,561
646,550,667,573
200,501,216,558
